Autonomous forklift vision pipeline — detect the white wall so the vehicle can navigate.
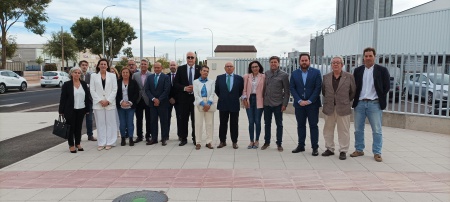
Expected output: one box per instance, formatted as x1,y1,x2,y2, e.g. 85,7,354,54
215,52,256,58
206,57,235,80
324,9,450,56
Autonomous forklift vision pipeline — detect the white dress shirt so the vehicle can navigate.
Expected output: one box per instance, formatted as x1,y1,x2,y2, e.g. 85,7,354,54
359,65,378,100
73,86,86,109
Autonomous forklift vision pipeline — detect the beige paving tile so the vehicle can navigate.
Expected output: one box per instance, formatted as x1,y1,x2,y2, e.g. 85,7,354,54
264,189,300,202
297,190,336,202
397,192,442,202
363,191,406,202
197,188,232,201
0,188,43,201
232,188,266,201
166,188,200,201
62,188,105,200
330,190,371,202
31,188,75,200
96,188,137,200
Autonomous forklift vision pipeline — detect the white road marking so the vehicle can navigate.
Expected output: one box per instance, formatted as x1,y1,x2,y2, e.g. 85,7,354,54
16,103,59,113
0,102,28,107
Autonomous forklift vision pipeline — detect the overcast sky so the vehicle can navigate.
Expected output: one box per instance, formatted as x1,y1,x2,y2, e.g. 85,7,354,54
10,0,431,61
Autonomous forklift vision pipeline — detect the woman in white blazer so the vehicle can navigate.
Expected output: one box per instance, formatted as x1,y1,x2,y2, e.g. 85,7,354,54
193,66,216,150
90,59,118,151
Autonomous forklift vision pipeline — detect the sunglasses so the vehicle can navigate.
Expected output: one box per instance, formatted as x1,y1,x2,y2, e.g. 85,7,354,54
187,56,195,59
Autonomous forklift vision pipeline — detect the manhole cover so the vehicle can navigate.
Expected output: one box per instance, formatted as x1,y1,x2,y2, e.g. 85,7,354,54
113,190,168,202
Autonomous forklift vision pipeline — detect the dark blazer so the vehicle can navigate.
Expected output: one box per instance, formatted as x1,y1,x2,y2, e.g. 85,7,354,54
352,64,390,110
145,73,171,108
215,73,244,112
167,72,178,101
59,80,92,120
173,64,201,103
116,78,140,109
289,67,322,108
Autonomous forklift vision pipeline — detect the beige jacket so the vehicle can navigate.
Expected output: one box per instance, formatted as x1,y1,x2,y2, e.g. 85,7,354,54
321,71,356,116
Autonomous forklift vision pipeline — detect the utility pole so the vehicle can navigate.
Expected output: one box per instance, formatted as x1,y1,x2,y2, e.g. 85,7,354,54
109,37,113,66
373,0,379,50
154,46,156,65
61,26,64,72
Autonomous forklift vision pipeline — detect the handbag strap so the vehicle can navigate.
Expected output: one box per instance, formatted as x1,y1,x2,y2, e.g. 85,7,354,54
59,115,65,123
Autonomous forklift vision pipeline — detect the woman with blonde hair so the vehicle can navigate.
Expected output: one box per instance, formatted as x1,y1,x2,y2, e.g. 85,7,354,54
59,67,92,153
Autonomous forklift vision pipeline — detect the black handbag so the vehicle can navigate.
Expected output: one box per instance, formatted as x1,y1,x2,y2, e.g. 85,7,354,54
52,115,70,139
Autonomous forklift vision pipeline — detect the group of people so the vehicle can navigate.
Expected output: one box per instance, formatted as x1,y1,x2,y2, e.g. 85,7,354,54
58,47,390,162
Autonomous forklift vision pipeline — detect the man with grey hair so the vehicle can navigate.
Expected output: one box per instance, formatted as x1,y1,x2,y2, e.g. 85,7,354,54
132,59,152,143
321,56,356,160
128,59,138,74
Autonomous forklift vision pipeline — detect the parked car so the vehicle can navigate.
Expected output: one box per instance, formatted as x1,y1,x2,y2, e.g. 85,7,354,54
40,71,70,88
0,70,28,94
403,73,449,104
428,101,449,117
389,77,401,102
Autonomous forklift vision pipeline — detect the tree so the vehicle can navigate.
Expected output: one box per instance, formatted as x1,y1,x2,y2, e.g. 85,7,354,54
122,47,133,58
43,31,78,67
0,0,51,68
0,35,17,59
71,16,137,63
157,58,170,69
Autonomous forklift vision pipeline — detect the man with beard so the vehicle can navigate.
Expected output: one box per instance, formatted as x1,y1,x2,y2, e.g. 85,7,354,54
290,53,322,156
167,61,181,140
79,60,97,141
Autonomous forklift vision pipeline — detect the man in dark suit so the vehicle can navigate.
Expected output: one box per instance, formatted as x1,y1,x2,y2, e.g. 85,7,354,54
350,47,390,162
167,61,181,140
79,60,97,141
132,59,152,143
145,62,171,146
215,62,244,149
290,53,322,156
173,52,201,146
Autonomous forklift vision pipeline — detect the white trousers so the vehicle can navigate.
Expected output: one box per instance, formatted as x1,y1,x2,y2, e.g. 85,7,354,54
323,109,350,153
194,106,214,145
94,109,118,146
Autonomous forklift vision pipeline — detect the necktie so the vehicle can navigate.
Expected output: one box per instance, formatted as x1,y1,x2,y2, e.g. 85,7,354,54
188,67,193,85
227,74,231,91
172,73,175,85
154,74,159,87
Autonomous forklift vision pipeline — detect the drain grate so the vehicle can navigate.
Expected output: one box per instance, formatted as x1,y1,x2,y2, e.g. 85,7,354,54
113,190,168,202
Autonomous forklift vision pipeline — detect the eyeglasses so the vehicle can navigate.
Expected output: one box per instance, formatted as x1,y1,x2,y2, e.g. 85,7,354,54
187,56,195,59
251,66,259,68
225,66,234,68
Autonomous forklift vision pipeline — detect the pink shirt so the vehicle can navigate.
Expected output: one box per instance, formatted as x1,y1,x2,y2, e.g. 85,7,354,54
140,72,147,86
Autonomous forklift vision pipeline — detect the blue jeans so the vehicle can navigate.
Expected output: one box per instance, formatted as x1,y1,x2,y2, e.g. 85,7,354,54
264,105,283,146
354,100,383,154
246,95,263,142
118,108,135,138
295,105,319,149
85,107,93,137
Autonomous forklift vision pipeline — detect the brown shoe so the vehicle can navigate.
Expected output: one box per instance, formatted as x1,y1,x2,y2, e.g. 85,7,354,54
261,143,270,150
195,144,201,150
277,145,284,152
233,143,239,149
217,142,227,148
88,136,97,141
205,143,213,149
374,154,383,162
350,151,364,157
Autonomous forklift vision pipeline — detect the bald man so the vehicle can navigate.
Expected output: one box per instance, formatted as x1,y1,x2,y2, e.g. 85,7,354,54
167,61,181,140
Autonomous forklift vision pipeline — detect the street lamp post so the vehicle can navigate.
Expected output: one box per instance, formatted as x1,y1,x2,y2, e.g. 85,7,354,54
102,5,115,59
174,38,182,63
204,28,213,57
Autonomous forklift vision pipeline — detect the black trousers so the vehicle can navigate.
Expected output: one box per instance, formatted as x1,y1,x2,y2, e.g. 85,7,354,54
67,109,85,146
150,105,169,142
168,102,180,138
219,110,239,143
179,101,195,142
135,100,151,140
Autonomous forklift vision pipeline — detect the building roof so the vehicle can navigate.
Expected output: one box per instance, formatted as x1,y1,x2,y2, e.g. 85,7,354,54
214,45,257,53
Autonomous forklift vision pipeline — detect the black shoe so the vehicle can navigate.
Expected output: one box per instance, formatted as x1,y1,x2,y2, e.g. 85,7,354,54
134,138,143,143
179,140,187,146
121,138,126,146
87,136,97,141
312,148,319,156
162,140,167,146
292,146,305,153
339,152,347,160
321,149,334,156
146,140,157,145
129,138,134,146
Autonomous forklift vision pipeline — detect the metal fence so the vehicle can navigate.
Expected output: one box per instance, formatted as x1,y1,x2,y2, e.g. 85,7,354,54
235,52,449,118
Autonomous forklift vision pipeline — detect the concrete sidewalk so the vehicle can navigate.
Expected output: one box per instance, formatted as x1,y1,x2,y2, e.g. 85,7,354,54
0,110,449,202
